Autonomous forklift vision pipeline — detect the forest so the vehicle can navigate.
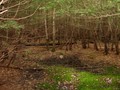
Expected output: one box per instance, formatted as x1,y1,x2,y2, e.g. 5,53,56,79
0,0,120,90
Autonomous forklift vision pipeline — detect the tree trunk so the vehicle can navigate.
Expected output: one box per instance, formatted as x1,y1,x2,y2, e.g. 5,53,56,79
52,8,56,52
44,10,49,50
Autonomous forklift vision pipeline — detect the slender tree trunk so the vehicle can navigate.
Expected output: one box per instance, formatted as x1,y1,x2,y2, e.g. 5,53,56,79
44,10,49,50
114,30,119,55
111,33,114,51
52,8,56,52
81,30,87,49
93,30,99,51
6,30,9,42
115,41,119,55
104,39,109,55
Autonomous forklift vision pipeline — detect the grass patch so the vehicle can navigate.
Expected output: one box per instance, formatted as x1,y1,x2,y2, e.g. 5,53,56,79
47,66,76,82
36,82,57,90
35,65,120,90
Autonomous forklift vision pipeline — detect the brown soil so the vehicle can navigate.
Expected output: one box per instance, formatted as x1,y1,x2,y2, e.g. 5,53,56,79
0,45,120,90
0,67,46,90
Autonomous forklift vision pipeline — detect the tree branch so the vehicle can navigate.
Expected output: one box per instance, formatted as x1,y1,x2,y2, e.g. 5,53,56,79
0,4,40,20
89,13,120,19
0,0,4,5
0,9,7,14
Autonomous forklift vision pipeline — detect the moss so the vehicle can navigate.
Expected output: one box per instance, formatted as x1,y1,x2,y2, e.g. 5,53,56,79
36,65,120,90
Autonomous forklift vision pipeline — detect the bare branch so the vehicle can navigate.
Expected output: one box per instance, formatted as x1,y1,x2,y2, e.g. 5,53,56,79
13,1,20,18
0,0,30,12
0,9,7,14
0,4,40,20
0,0,4,5
89,13,120,19
0,0,30,16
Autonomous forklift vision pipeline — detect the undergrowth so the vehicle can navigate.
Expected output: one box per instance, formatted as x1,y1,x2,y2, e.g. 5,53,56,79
35,65,120,90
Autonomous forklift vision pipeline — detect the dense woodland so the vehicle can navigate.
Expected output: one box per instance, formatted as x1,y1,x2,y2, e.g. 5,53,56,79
0,0,120,90
0,0,120,54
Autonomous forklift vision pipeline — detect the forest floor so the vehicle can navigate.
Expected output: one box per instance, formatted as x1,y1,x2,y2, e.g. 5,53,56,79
0,44,120,90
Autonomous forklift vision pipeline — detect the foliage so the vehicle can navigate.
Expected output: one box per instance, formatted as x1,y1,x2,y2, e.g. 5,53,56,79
0,21,24,30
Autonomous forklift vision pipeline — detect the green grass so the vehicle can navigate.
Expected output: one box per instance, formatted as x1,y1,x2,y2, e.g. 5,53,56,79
47,66,76,82
36,82,57,90
35,65,120,90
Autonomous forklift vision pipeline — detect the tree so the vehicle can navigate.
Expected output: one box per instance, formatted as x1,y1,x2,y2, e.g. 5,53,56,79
0,0,120,55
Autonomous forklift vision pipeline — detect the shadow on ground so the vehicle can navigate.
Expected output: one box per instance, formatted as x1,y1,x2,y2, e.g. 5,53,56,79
39,55,106,74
